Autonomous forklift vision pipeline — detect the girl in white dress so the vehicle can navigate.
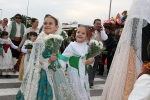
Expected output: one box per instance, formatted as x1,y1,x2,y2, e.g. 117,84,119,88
21,32,38,71
60,25,95,100
0,31,18,76
18,32,37,80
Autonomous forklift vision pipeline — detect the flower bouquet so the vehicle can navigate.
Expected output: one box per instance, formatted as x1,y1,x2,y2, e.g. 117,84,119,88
88,39,106,58
25,43,33,49
44,34,64,71
60,31,68,39
85,39,106,70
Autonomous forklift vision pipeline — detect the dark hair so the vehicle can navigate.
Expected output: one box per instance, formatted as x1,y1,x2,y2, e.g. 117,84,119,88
44,15,58,25
15,13,22,19
78,25,89,36
3,18,8,21
27,31,38,39
44,14,51,19
93,19,101,24
1,31,8,38
104,25,111,31
31,18,38,24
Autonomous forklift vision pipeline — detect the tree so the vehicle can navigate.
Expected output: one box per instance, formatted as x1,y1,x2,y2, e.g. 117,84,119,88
10,15,32,28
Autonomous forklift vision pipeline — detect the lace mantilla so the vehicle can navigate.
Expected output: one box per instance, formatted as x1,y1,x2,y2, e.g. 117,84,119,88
101,0,150,100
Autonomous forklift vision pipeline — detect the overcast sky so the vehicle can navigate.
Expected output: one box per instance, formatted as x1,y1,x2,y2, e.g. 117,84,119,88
0,0,133,27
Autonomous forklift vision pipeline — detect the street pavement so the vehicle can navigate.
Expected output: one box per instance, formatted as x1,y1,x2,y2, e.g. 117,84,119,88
0,71,107,100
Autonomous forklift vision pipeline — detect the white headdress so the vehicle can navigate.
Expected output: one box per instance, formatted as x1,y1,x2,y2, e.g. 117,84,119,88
101,0,150,100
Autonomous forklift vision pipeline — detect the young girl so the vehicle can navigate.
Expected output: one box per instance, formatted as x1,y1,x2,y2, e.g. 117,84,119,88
16,15,75,100
0,31,18,76
60,26,95,100
128,61,150,100
18,32,38,80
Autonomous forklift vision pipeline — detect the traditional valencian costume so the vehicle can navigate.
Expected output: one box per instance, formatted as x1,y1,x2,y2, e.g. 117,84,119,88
0,38,18,74
60,41,93,100
16,29,75,100
101,0,150,100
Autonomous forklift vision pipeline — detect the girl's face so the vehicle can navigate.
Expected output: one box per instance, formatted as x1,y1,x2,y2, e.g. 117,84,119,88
29,35,37,42
2,35,8,39
32,20,39,28
43,17,58,34
76,27,87,43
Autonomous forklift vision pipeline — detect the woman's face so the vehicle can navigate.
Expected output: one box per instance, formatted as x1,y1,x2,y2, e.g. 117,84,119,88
43,17,58,34
32,20,39,28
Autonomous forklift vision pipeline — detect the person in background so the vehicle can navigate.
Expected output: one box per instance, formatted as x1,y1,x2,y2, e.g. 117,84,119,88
18,32,38,80
18,18,39,48
88,18,108,87
0,31,19,77
98,26,114,75
7,13,26,68
0,20,4,32
14,18,39,71
70,31,76,42
108,29,121,73
2,18,8,31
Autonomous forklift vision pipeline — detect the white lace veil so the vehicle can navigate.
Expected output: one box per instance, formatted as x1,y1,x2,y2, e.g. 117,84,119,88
101,0,150,100
18,16,63,100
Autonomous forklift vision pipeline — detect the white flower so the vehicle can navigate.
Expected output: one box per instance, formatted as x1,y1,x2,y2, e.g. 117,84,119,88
24,40,33,45
44,34,64,41
89,39,99,46
98,41,103,49
55,35,64,41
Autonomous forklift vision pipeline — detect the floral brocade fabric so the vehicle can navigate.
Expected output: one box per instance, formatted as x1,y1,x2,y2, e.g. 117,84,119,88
36,69,53,100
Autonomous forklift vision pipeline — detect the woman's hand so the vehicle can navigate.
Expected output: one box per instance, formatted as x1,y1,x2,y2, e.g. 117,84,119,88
48,54,57,63
85,57,94,65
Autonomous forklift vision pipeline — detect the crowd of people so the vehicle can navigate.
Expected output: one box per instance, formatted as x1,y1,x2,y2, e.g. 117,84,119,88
0,0,150,99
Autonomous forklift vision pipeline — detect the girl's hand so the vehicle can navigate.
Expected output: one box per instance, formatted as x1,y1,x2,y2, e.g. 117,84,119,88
65,72,68,76
27,49,32,53
17,47,21,52
85,57,94,65
48,54,57,63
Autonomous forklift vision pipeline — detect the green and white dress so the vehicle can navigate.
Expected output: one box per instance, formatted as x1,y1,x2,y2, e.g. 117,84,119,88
60,41,92,100
16,32,75,100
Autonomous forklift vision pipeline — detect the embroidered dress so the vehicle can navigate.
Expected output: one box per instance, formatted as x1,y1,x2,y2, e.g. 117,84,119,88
60,42,92,100
0,38,18,74
16,32,75,100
